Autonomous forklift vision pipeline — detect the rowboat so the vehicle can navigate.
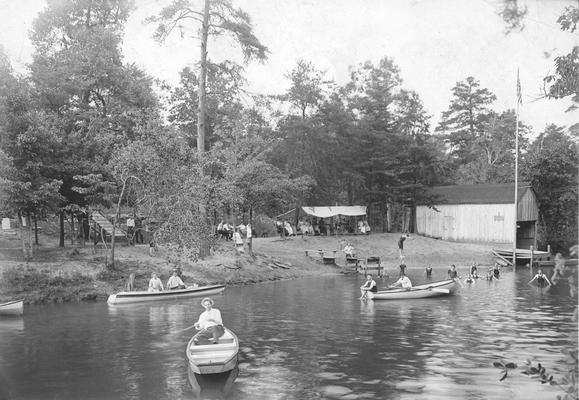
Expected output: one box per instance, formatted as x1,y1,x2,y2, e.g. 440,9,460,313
186,328,239,374
363,279,459,300
107,284,226,305
0,299,24,316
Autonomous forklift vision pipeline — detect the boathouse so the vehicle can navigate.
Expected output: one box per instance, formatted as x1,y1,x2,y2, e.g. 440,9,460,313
415,183,540,246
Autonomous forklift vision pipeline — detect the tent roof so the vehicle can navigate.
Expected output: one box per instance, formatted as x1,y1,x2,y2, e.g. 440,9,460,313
276,206,367,219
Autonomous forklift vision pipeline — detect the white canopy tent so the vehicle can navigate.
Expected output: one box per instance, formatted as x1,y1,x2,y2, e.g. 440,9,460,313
276,206,367,219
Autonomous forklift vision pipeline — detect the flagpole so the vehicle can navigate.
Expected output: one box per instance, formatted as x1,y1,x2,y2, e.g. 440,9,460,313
513,68,520,267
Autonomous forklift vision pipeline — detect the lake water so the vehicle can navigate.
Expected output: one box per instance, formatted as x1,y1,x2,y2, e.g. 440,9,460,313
0,267,577,400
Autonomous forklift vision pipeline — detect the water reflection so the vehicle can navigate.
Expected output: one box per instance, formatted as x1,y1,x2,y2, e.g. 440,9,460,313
188,366,238,399
0,269,576,399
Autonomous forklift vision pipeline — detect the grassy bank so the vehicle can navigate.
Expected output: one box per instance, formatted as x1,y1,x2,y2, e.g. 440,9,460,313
0,231,498,304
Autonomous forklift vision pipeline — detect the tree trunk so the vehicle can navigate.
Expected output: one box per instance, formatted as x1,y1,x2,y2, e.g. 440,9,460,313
248,205,253,256
194,0,212,259
197,0,209,152
70,212,75,246
27,214,33,259
59,211,65,248
34,214,38,245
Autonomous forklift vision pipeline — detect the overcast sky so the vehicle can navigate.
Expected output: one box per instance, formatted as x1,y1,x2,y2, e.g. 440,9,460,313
1,0,577,135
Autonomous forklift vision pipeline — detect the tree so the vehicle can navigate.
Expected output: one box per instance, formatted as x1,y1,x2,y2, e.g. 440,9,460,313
149,0,268,152
522,124,578,254
29,0,160,248
0,50,63,259
436,77,497,164
544,5,578,110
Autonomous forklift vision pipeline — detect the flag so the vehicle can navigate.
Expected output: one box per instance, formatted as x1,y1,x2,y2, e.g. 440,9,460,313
516,69,522,105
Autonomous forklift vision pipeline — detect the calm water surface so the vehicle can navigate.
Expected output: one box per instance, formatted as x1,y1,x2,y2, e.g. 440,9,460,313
0,267,577,400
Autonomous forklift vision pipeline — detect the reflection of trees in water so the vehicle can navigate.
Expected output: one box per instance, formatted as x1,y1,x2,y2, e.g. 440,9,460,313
188,366,238,400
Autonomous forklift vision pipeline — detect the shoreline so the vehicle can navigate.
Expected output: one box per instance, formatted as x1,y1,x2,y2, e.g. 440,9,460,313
0,232,500,304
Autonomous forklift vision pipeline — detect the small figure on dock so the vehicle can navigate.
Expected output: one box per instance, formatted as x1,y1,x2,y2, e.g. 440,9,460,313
148,272,164,292
425,265,433,280
193,297,224,345
342,241,355,258
528,269,552,288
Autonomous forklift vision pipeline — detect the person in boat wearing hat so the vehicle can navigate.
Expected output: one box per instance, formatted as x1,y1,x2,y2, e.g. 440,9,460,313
193,297,225,345
166,269,186,290
148,272,164,292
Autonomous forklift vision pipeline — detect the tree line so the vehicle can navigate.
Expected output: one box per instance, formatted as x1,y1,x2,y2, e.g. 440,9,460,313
0,0,576,264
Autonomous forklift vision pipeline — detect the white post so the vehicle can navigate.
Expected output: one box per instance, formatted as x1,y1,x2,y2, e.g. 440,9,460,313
512,68,521,266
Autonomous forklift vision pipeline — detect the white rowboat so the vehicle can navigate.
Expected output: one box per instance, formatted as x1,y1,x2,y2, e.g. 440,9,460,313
0,299,24,316
364,279,459,300
186,328,239,374
107,285,226,305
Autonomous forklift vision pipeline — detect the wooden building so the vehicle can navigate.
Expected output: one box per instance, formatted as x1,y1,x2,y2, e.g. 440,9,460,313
415,183,539,246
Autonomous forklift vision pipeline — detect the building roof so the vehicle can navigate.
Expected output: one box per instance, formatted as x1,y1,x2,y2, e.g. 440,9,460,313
421,183,533,205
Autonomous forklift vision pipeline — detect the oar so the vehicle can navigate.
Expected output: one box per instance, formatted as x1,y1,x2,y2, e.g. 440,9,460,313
177,324,197,333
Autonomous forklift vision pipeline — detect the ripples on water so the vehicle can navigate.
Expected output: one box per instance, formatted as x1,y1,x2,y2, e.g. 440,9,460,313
0,267,576,400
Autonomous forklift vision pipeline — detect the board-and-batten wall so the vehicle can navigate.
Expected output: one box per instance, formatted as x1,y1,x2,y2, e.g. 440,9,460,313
416,204,515,243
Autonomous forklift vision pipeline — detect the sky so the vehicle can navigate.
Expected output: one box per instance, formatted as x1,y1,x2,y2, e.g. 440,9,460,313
0,0,577,136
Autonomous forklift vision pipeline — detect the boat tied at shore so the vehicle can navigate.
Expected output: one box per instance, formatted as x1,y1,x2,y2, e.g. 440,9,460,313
0,299,24,316
107,284,226,305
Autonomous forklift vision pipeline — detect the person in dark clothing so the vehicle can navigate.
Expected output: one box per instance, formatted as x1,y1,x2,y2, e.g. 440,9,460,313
399,264,407,278
134,215,143,244
492,263,501,279
447,264,458,279
425,266,433,279
528,269,551,288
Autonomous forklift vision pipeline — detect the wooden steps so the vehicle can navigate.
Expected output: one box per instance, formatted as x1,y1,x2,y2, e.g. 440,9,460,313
90,211,125,238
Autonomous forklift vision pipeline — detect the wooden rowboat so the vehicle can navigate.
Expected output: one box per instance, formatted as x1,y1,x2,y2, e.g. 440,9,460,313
107,284,226,305
0,299,24,316
363,279,459,300
186,328,239,374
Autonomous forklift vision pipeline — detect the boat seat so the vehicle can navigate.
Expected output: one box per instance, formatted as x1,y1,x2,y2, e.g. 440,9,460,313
191,341,237,351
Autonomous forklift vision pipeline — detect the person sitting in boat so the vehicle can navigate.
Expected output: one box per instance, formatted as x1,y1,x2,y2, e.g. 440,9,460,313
390,271,412,290
425,266,433,279
148,272,164,292
447,264,459,279
360,274,378,294
528,269,552,288
193,297,225,345
167,270,186,290
470,264,479,278
343,241,355,258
